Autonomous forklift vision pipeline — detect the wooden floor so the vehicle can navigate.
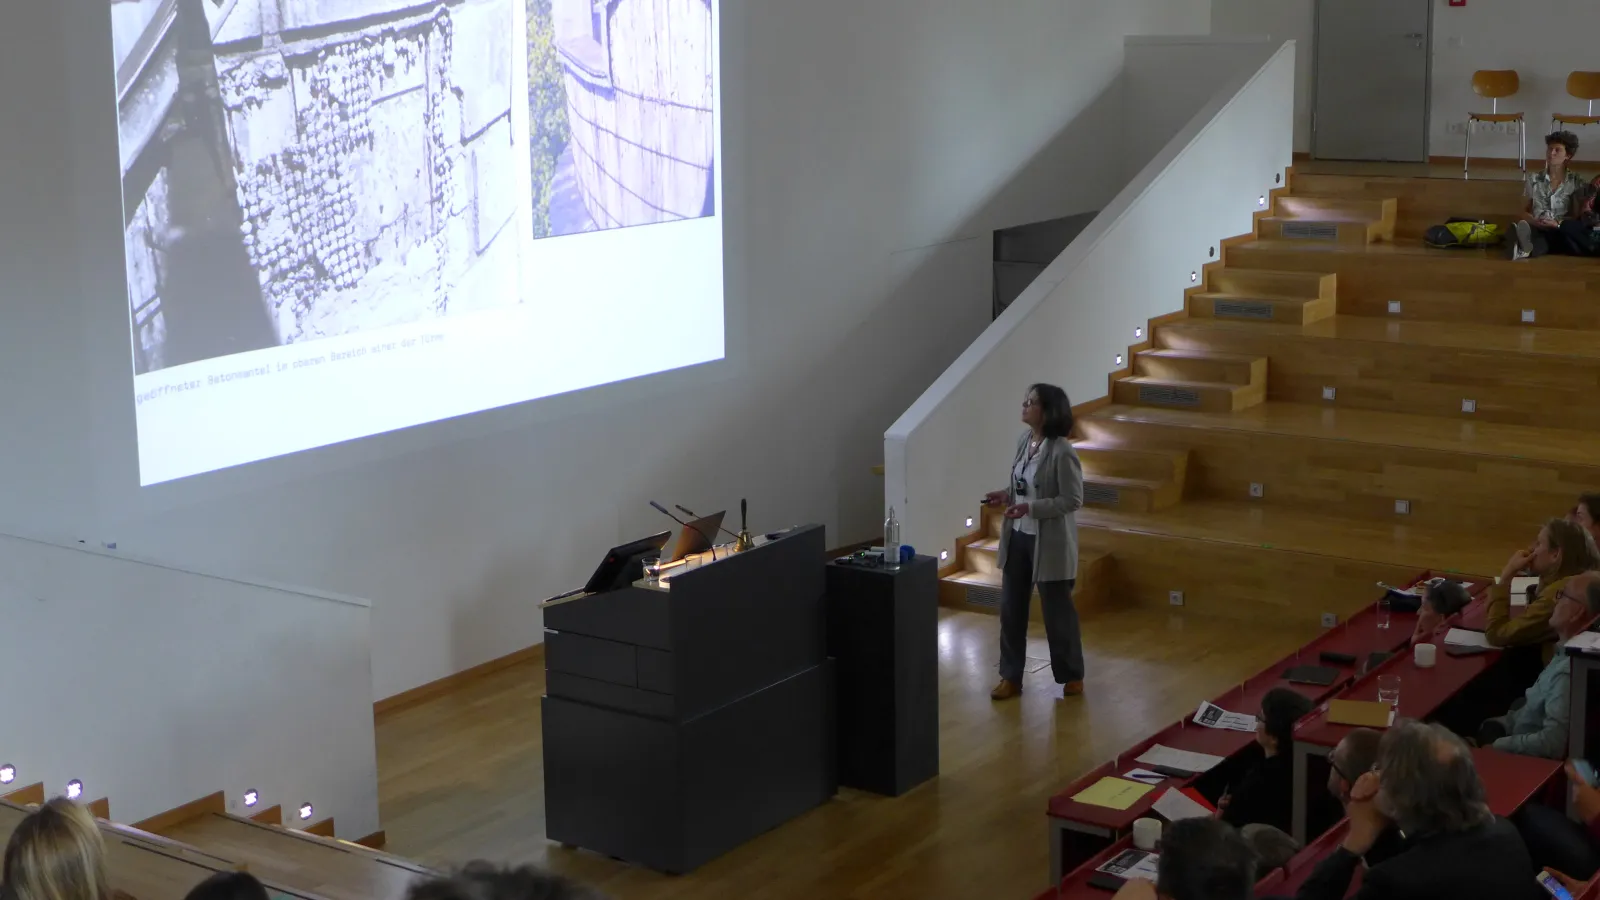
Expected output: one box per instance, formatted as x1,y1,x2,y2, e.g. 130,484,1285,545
375,608,1320,900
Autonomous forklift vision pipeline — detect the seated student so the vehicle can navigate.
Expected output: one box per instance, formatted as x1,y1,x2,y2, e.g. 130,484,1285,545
2,797,115,900
1476,572,1600,758
1518,759,1600,883
1299,720,1543,900
1221,688,1316,865
1512,131,1590,260
1288,730,1409,900
1571,493,1600,549
1412,581,1473,647
405,862,606,900
1112,816,1256,900
1485,519,1600,659
182,873,268,900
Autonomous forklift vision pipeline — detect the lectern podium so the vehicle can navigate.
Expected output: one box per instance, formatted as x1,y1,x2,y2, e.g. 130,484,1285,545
540,524,835,874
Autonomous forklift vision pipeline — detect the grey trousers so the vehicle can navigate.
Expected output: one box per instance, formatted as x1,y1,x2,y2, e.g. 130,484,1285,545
998,529,1085,684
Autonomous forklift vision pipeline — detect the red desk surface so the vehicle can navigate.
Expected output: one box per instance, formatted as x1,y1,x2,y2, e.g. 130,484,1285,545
1046,573,1489,835
1258,747,1559,897
1036,836,1137,900
1295,640,1498,749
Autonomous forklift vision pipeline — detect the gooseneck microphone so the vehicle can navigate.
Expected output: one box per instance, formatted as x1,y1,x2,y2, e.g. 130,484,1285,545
673,504,743,542
649,501,720,560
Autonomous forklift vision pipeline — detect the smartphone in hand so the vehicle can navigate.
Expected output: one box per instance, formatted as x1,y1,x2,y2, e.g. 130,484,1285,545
1536,871,1575,900
1574,759,1598,788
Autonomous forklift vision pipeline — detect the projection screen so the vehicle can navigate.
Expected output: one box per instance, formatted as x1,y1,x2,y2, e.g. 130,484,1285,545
112,0,723,484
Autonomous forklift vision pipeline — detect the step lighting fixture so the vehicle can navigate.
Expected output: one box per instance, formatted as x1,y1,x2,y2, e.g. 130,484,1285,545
1190,271,1198,283
939,550,949,562
965,517,973,528
243,789,259,808
1134,326,1144,340
299,802,314,820
0,764,14,785
66,780,83,800
1114,353,1124,367
1258,195,1266,207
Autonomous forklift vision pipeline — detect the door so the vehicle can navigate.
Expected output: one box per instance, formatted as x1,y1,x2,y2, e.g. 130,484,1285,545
1312,0,1431,162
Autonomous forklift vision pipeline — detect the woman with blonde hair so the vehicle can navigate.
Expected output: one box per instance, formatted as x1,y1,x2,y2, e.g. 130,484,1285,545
1,798,113,900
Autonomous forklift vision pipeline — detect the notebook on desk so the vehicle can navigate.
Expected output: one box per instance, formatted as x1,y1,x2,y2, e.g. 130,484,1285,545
1327,699,1397,728
1283,665,1340,686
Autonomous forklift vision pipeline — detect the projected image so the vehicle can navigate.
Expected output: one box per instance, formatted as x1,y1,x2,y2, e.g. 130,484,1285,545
114,0,522,374
527,0,715,238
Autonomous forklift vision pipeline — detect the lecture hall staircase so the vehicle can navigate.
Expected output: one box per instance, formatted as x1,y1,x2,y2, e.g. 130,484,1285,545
941,165,1600,629
0,783,430,900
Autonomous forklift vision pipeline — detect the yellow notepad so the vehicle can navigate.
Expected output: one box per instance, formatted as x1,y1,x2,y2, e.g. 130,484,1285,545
1328,699,1397,728
1071,776,1156,810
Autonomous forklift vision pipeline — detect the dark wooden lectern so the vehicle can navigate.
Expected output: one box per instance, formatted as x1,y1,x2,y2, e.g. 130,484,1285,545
541,524,835,873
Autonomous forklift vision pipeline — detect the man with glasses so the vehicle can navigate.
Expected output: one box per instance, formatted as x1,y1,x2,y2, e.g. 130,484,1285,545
1476,572,1600,758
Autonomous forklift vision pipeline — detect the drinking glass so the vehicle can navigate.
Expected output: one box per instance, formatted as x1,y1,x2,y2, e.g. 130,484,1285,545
642,555,663,585
1376,598,1392,630
1377,675,1401,707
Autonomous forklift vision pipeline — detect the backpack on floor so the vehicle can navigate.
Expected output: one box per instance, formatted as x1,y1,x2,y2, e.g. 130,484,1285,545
1424,219,1505,248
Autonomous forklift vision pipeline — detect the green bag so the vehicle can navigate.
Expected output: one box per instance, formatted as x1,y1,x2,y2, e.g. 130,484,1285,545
1424,219,1505,248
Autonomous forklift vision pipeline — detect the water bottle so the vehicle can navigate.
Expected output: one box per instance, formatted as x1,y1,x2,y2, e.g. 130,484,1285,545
883,507,901,571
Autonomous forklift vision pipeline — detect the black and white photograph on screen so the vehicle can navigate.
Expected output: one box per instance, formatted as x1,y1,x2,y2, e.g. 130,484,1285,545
526,0,715,239
114,0,523,375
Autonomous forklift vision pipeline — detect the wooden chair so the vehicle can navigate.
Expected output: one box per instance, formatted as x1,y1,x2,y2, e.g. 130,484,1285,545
1552,71,1600,131
1465,69,1525,178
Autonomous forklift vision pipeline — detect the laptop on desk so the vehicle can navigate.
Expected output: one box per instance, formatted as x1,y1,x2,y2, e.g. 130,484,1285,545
662,511,726,564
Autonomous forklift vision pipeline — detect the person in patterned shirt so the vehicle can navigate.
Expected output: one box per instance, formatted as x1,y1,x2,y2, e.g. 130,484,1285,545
1512,131,1589,259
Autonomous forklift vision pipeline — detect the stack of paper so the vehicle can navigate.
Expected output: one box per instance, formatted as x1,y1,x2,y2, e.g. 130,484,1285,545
1444,628,1492,648
1097,849,1160,880
1511,576,1539,607
1070,776,1155,810
1193,700,1257,732
1152,786,1215,822
1567,632,1600,655
1327,699,1397,728
1134,745,1226,773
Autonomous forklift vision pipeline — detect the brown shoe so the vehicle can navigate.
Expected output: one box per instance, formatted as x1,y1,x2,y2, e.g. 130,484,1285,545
990,678,1022,700
1061,680,1084,697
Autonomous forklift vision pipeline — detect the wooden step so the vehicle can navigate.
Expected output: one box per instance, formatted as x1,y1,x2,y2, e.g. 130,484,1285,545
1153,316,1600,430
940,548,1116,619
1074,443,1189,484
1082,403,1600,536
1189,291,1336,325
1134,348,1265,386
161,812,429,900
1224,238,1600,330
1111,376,1265,413
1274,195,1397,225
1207,268,1336,300
1260,216,1386,246
1286,173,1522,240
1080,474,1179,513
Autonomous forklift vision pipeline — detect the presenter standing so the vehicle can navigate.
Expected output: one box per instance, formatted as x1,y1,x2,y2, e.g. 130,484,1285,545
984,383,1086,700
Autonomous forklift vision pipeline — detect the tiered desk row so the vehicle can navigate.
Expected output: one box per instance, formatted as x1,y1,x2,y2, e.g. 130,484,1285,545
1038,572,1577,899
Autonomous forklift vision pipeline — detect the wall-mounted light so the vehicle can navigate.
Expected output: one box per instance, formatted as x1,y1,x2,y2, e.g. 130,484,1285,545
0,764,15,785
1258,195,1267,207
243,790,259,808
1134,326,1144,340
66,780,83,800
1114,353,1124,367
1190,271,1198,283
298,803,314,821
939,550,949,562
964,517,973,528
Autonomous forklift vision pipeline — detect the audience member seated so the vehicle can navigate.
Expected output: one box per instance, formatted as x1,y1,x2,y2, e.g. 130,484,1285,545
1,798,117,900
1517,758,1600,884
1512,131,1590,260
1111,817,1255,900
1295,720,1542,900
405,862,606,900
1222,688,1316,867
1572,494,1600,549
1486,519,1600,659
182,873,268,900
1476,573,1600,758
1412,581,1472,647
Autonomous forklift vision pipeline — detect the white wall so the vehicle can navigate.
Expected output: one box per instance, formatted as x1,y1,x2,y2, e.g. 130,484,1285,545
1123,35,1278,178
0,0,1211,702
1212,0,1600,159
886,42,1294,565
0,534,377,837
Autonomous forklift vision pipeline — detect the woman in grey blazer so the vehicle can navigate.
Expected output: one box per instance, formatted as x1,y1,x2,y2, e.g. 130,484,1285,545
983,383,1086,700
